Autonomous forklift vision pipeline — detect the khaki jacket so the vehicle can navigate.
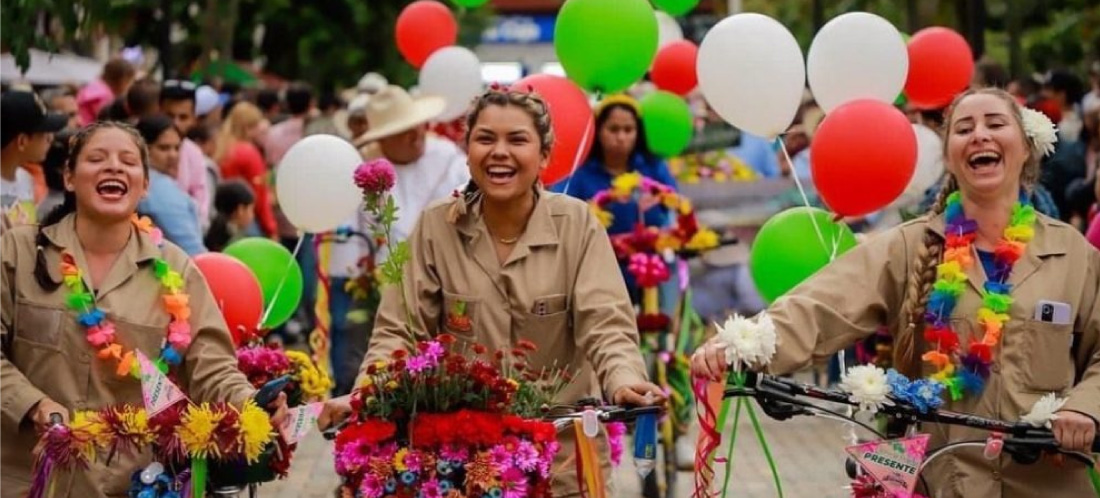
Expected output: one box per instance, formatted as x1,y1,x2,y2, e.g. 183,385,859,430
1,214,254,498
362,192,648,495
768,212,1100,498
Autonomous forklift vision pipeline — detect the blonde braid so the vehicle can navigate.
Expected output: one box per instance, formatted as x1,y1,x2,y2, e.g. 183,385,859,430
895,174,956,377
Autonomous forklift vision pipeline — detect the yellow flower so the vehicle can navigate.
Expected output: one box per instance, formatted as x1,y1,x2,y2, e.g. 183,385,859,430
70,411,107,457
394,448,409,472
506,378,519,390
611,172,642,197
713,172,729,183
677,198,694,215
686,229,720,251
287,350,333,400
590,204,613,228
385,380,399,390
655,234,683,254
179,403,223,458
114,405,154,449
238,400,274,463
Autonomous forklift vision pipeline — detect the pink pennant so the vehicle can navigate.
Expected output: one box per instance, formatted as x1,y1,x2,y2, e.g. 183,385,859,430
135,350,188,417
845,435,930,496
282,402,323,445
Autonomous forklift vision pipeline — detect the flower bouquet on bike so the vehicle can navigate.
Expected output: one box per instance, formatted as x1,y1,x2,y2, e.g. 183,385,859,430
332,336,570,497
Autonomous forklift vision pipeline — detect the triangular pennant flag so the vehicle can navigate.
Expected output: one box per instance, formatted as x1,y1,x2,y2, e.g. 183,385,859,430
136,350,188,417
846,434,930,496
283,402,323,445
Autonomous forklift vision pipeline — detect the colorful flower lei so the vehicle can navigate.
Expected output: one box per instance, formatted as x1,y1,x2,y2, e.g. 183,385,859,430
668,149,758,184
921,191,1036,400
61,215,192,378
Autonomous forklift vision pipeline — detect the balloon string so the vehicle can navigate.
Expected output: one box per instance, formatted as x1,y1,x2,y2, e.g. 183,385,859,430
775,136,829,257
258,235,306,328
559,113,595,196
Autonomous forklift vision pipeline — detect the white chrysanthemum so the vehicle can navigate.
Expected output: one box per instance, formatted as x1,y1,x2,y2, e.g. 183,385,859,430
1020,107,1058,158
839,365,891,414
714,313,777,370
1020,393,1067,429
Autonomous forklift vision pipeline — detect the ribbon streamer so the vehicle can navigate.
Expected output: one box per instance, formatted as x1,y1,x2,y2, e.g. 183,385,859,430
692,378,722,498
573,420,606,498
309,234,333,376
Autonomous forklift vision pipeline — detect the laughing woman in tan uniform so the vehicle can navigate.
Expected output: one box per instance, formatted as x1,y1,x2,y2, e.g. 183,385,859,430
1,122,287,498
319,88,664,496
694,88,1100,498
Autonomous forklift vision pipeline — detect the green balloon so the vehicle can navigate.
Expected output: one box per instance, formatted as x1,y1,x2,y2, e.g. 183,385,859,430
640,91,694,157
653,0,699,17
749,207,858,304
224,238,304,329
451,0,488,7
554,0,658,94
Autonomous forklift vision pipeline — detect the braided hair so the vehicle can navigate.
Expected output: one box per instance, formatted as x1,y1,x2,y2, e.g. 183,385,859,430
33,121,149,291
894,87,1041,376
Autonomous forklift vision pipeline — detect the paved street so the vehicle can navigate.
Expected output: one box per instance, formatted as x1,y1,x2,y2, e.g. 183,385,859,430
260,385,854,497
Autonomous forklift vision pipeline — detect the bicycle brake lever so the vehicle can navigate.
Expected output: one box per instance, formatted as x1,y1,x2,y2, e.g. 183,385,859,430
756,393,811,421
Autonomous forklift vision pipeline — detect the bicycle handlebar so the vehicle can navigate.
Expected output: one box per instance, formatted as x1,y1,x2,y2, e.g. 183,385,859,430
726,372,1100,455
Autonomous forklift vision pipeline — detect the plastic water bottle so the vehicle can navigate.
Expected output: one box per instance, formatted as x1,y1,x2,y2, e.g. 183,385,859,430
634,410,658,478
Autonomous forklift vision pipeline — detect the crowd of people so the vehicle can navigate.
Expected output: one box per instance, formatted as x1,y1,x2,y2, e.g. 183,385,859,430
2,49,1099,498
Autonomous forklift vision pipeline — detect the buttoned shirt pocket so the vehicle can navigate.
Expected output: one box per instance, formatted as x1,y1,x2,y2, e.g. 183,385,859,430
11,300,63,354
1020,319,1075,392
519,294,572,370
441,291,479,337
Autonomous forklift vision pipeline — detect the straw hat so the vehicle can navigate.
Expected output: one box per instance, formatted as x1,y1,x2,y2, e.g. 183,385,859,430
352,85,445,146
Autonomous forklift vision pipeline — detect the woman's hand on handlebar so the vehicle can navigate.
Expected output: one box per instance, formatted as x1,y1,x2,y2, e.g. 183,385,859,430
317,394,353,431
1052,410,1097,453
612,382,667,408
691,340,729,383
30,398,69,432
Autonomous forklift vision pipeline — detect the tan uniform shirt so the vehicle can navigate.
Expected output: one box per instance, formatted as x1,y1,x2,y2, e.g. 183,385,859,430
1,214,254,497
767,212,1100,498
362,192,648,495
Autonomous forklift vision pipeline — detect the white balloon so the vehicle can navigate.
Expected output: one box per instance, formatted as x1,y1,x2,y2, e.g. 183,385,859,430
697,13,805,138
905,123,945,201
276,135,364,233
418,47,483,122
656,11,683,48
807,12,908,113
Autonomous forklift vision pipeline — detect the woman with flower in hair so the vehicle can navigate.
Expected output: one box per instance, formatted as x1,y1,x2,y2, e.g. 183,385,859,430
693,88,1100,498
0,121,288,497
320,87,664,496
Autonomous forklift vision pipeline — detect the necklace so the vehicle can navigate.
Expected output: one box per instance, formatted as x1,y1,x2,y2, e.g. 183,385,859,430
921,191,1036,401
61,215,193,378
497,235,520,245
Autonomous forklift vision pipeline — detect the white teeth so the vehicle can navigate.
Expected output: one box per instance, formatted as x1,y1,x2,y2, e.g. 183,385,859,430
487,167,515,175
968,151,1000,162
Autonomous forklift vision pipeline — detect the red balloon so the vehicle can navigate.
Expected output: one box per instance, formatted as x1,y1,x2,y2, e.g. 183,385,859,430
810,99,917,217
512,75,595,185
395,1,458,68
194,253,264,347
650,41,698,96
904,27,974,110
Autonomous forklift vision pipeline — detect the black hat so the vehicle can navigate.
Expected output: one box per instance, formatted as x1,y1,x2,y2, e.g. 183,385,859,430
2,91,68,148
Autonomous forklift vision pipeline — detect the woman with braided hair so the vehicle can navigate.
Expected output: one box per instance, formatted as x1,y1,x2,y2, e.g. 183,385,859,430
693,88,1100,498
319,87,665,496
0,121,288,497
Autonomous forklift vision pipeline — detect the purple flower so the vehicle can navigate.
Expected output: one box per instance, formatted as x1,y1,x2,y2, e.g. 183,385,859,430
424,341,444,361
354,159,397,195
406,355,431,374
514,440,539,472
500,467,529,498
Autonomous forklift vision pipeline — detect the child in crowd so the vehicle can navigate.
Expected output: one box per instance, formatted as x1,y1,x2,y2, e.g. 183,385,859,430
205,179,255,252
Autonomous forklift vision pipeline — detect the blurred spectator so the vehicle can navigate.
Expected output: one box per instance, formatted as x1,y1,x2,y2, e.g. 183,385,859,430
96,78,160,124
346,96,370,141
216,102,277,238
1043,69,1086,144
1,91,66,228
36,130,75,220
134,114,206,255
305,90,343,138
161,79,210,229
972,58,1010,89
77,57,135,125
264,82,313,167
1007,75,1041,106
1039,69,1088,221
187,123,221,224
256,88,283,124
40,86,81,130
205,180,256,252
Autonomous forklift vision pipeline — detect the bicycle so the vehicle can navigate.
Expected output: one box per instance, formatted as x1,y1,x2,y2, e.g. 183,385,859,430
723,372,1100,495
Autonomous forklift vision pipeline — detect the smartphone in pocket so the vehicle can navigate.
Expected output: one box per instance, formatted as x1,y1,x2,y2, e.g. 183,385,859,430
1033,300,1072,325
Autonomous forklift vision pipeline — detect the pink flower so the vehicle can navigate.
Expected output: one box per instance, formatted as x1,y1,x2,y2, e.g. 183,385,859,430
538,441,559,478
420,478,442,498
606,422,626,466
406,355,432,374
404,449,424,473
359,474,385,498
489,444,513,473
514,440,539,472
500,467,529,498
424,341,444,361
354,159,397,195
440,444,469,462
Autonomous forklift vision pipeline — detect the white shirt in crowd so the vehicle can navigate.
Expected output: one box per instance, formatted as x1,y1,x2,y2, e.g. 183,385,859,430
1,168,37,225
327,136,471,278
